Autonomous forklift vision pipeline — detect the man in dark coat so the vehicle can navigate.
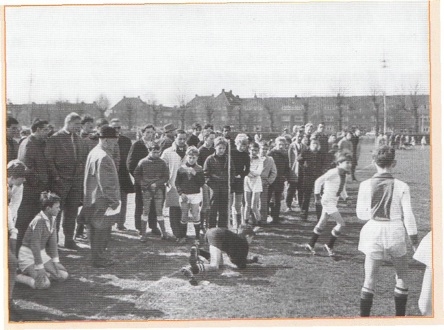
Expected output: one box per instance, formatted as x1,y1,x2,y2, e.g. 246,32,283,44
127,124,161,235
15,119,51,252
45,112,84,250
110,118,135,230
158,123,177,153
187,122,201,147
7,116,20,163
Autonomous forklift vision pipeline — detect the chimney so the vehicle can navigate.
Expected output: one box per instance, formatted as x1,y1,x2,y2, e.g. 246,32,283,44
295,95,298,98
222,89,225,93
138,96,140,99
212,94,214,97
195,94,198,97
123,96,126,99
230,90,232,94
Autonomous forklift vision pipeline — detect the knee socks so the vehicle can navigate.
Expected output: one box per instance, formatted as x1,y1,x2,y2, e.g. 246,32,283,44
394,286,409,316
360,287,374,317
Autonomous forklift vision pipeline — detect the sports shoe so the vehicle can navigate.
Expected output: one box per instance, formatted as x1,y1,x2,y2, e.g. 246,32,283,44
285,207,292,212
117,225,128,231
323,244,336,257
304,243,316,255
64,240,79,250
140,234,148,243
150,228,162,236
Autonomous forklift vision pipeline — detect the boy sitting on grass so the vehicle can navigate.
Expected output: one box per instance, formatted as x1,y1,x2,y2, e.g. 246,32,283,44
180,225,259,285
304,152,352,256
176,146,206,243
16,192,68,289
134,141,170,242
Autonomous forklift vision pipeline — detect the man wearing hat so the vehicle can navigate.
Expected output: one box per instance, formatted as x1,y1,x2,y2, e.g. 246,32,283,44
187,122,202,147
83,126,121,268
159,123,177,153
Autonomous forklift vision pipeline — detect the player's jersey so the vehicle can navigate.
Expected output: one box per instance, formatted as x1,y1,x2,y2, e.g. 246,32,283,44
205,228,249,269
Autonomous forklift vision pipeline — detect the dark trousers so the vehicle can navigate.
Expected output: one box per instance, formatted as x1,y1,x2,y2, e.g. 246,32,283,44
351,158,358,179
169,206,187,238
117,191,128,227
301,179,315,213
15,187,41,253
268,181,285,221
135,184,157,231
286,181,303,208
88,224,112,265
208,184,229,229
260,183,270,221
55,184,82,244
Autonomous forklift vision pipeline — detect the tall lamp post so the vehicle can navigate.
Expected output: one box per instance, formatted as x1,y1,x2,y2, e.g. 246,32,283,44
381,57,388,133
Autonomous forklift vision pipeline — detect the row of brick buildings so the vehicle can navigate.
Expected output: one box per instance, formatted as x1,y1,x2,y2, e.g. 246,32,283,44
6,89,429,134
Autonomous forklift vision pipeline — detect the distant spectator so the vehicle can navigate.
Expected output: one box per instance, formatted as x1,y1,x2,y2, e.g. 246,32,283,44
187,123,202,147
159,123,177,153
7,116,20,163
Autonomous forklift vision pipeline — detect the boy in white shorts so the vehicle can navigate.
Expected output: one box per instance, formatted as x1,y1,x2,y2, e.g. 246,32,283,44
16,192,68,289
244,142,264,225
304,152,352,256
356,146,418,317
176,146,206,242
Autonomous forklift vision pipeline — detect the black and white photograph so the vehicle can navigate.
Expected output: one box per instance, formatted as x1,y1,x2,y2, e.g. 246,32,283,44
3,0,438,325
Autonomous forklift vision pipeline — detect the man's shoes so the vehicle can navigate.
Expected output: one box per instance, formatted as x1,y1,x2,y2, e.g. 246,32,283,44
93,259,115,268
323,244,336,257
189,246,199,274
150,228,162,236
64,240,79,250
140,234,148,243
285,207,292,212
117,225,127,231
304,243,316,255
75,233,88,240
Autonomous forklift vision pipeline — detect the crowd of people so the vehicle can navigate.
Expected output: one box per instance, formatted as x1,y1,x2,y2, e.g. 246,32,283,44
6,113,431,320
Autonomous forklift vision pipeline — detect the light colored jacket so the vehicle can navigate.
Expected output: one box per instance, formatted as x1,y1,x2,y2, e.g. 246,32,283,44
161,142,187,207
288,142,305,181
83,145,120,209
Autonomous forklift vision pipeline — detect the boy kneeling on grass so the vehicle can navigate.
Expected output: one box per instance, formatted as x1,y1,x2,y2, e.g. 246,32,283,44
304,152,352,256
176,146,206,244
180,225,259,285
16,192,68,289
357,145,418,317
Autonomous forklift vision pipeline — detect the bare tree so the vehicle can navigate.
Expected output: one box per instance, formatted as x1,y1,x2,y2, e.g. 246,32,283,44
95,94,110,119
262,98,275,132
408,84,421,133
336,93,345,132
370,89,381,135
176,93,188,129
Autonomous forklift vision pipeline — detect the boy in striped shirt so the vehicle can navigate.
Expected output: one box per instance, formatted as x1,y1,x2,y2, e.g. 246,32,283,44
356,146,418,317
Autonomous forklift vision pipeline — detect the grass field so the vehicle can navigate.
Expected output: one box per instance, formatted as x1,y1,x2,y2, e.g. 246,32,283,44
11,142,432,322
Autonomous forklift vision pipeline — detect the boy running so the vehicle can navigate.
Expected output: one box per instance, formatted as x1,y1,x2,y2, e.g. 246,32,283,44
304,152,352,256
356,146,418,317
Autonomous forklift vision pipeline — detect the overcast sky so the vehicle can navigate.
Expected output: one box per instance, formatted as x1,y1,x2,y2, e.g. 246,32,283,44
5,1,430,107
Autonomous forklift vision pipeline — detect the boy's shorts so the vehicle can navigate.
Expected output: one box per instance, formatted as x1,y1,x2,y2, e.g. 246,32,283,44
244,177,263,193
358,219,407,260
180,193,202,204
321,197,340,214
18,246,51,272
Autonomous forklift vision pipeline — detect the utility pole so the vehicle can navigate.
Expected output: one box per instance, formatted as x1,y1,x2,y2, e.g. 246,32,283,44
381,56,388,133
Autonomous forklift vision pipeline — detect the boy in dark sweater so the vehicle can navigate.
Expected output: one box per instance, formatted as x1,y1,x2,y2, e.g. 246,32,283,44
203,137,234,229
297,138,324,221
180,225,259,285
267,137,290,224
198,130,216,233
134,141,170,242
230,134,250,229
176,146,206,242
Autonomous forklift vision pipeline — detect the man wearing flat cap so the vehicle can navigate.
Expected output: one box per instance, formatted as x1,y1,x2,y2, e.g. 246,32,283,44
83,126,121,268
159,123,177,153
